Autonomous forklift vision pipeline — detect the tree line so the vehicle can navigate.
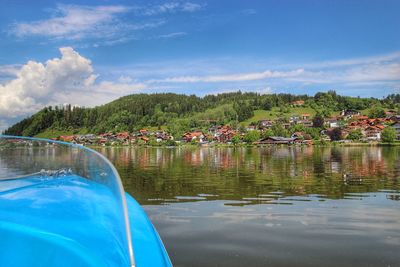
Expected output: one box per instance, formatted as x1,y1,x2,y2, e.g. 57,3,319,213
4,91,400,137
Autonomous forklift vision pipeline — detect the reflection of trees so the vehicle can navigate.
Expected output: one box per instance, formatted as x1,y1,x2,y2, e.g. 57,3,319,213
96,146,400,205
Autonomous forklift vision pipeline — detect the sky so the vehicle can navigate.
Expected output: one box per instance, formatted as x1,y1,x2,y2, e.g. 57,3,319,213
0,0,399,130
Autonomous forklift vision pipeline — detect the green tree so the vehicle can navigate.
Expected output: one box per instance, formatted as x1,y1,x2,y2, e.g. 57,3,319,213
369,106,386,118
347,129,363,141
312,114,324,128
231,134,241,145
271,124,289,137
381,127,397,143
327,128,343,141
243,131,260,143
261,129,274,139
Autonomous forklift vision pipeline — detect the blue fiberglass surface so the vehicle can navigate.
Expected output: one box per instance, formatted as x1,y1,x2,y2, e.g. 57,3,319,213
0,135,172,267
0,174,128,267
125,194,172,267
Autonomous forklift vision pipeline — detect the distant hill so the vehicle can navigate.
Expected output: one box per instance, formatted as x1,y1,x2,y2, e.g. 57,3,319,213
4,91,400,138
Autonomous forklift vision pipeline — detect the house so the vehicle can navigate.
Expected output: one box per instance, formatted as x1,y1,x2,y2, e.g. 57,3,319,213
364,125,384,141
301,114,311,120
257,136,298,145
155,131,173,142
210,126,237,143
208,125,219,135
59,135,75,142
76,134,97,144
390,115,400,122
341,109,361,119
325,118,340,128
393,122,400,140
289,116,300,124
246,125,257,131
291,100,305,106
258,120,273,129
298,120,313,128
291,132,312,140
138,129,149,136
116,132,130,139
385,110,396,117
139,136,149,143
182,131,205,142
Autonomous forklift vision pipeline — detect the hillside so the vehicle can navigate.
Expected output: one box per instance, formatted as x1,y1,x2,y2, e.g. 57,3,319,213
3,91,400,138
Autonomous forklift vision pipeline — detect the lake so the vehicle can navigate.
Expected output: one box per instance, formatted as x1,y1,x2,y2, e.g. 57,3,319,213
97,146,400,267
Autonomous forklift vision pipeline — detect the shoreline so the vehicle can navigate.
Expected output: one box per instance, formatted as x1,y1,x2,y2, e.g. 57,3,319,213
88,141,400,149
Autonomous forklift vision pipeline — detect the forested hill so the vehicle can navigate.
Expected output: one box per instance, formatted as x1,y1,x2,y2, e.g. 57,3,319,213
4,91,400,137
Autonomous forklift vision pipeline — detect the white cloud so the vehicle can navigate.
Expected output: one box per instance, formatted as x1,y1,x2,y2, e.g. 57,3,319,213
9,2,204,45
12,5,131,40
150,68,305,83
0,64,21,77
143,2,202,15
0,47,146,123
303,51,400,69
241,9,257,15
343,63,400,83
181,2,203,12
10,4,167,45
258,87,273,95
287,62,400,85
157,32,187,39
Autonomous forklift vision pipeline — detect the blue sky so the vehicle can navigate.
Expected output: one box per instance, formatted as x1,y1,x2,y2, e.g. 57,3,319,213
0,0,399,129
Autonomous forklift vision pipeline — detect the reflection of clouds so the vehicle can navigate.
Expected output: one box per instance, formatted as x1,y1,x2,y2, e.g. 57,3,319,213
382,236,400,246
149,214,192,223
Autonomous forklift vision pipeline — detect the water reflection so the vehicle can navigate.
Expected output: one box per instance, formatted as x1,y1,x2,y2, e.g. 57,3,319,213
99,147,400,266
96,146,400,205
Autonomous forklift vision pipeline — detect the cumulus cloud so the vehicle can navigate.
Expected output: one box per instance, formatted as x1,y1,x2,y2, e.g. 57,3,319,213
0,47,146,122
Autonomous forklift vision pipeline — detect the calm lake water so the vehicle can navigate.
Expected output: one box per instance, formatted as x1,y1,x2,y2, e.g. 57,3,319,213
97,146,400,267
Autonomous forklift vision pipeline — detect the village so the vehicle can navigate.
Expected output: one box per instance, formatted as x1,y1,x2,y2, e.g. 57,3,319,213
55,107,400,146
